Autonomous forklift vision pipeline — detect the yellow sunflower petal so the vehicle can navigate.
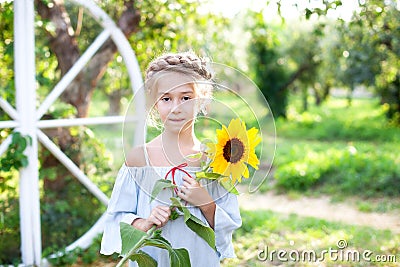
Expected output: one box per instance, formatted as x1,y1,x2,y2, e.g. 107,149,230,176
222,163,232,177
211,154,228,173
247,127,261,148
229,162,248,183
216,126,229,142
227,118,243,138
247,152,260,169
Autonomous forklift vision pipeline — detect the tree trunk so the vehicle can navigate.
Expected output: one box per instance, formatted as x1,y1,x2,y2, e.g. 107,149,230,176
107,90,124,116
36,0,140,118
313,85,322,106
278,62,311,93
35,0,140,196
302,87,308,112
322,82,331,102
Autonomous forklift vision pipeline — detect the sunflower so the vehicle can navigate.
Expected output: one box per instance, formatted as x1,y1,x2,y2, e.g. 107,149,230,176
206,118,261,184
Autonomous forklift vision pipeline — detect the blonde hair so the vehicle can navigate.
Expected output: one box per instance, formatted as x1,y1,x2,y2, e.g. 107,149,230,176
144,51,214,128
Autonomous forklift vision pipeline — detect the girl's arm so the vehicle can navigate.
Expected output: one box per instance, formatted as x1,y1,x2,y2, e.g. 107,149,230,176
177,175,216,229
131,205,171,231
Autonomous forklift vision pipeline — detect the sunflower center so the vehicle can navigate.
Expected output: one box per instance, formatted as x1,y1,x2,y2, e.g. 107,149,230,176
223,138,245,164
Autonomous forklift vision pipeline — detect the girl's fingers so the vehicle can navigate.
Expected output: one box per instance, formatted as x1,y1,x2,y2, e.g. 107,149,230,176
149,205,171,227
182,181,192,188
182,175,196,185
149,215,162,226
154,213,167,224
158,209,170,218
158,205,171,212
177,189,187,200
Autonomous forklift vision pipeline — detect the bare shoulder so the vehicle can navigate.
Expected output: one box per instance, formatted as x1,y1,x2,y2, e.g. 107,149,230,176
125,145,146,167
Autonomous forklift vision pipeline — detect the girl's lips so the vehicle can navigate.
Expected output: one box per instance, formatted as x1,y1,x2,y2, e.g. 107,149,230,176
168,118,185,122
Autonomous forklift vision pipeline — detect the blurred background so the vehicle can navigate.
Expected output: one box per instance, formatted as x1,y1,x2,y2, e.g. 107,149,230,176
0,0,399,266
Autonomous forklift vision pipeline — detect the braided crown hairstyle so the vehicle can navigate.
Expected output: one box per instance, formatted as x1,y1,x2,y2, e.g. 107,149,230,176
144,51,214,128
145,51,213,82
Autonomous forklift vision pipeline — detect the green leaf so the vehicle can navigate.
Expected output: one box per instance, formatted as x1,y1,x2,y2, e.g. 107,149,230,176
305,8,312,19
219,179,239,195
145,229,172,248
169,208,180,220
205,172,224,179
151,179,177,202
143,233,191,266
169,248,191,267
186,215,216,250
170,197,191,221
120,222,147,255
26,135,33,146
195,171,221,180
129,250,157,267
185,152,202,159
20,157,28,168
12,132,21,143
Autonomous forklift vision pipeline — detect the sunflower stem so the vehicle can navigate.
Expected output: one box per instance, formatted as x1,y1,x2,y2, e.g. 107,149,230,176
116,225,157,267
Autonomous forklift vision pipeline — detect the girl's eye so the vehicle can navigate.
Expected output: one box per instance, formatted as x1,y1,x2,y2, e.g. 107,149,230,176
182,96,191,101
161,97,170,102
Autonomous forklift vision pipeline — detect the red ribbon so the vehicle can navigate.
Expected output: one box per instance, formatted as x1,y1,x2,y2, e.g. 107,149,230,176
164,163,193,195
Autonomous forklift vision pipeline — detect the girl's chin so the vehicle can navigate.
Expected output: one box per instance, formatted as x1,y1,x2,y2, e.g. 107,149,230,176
164,122,193,133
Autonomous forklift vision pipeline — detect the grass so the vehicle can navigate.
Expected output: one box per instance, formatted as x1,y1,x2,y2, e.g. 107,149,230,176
222,209,400,267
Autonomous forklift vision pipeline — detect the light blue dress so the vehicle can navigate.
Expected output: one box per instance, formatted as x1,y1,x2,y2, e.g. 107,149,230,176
100,150,242,267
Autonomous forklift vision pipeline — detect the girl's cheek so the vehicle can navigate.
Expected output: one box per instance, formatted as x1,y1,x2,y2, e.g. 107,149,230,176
156,103,170,122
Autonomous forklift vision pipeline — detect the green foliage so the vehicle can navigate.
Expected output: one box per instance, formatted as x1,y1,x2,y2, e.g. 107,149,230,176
0,132,32,172
45,244,100,266
40,127,113,251
118,223,191,267
334,0,400,122
150,179,177,202
274,149,332,190
275,145,400,196
0,1,14,104
0,132,31,264
131,0,236,71
273,97,400,197
0,194,20,265
279,97,399,142
43,234,118,266
129,251,157,267
246,11,289,118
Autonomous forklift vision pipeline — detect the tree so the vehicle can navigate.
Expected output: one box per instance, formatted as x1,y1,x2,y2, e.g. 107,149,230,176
246,10,323,117
246,11,290,118
1,0,236,263
307,0,400,122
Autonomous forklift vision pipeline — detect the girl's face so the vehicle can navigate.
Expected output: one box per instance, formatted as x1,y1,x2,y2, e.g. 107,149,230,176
155,72,197,133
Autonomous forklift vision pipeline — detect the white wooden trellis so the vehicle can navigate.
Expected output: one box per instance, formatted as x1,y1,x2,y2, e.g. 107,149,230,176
0,0,145,266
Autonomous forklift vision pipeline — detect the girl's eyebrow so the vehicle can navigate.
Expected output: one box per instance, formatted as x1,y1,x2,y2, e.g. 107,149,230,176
157,90,194,96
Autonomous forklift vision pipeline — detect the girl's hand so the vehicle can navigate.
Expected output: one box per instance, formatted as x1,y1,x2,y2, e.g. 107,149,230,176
177,176,214,207
132,205,171,231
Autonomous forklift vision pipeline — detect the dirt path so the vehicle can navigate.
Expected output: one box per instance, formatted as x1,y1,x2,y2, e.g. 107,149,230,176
238,190,400,234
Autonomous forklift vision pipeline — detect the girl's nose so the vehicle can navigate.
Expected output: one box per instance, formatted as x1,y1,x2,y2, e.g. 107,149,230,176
171,100,181,113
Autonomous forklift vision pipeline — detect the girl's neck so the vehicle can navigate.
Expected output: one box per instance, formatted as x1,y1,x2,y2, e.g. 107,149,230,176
145,128,202,167
161,126,199,150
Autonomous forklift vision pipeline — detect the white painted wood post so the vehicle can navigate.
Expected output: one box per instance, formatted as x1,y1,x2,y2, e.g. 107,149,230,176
14,0,42,265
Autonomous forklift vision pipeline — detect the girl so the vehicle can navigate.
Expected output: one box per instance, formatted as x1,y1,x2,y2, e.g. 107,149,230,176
100,52,242,267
